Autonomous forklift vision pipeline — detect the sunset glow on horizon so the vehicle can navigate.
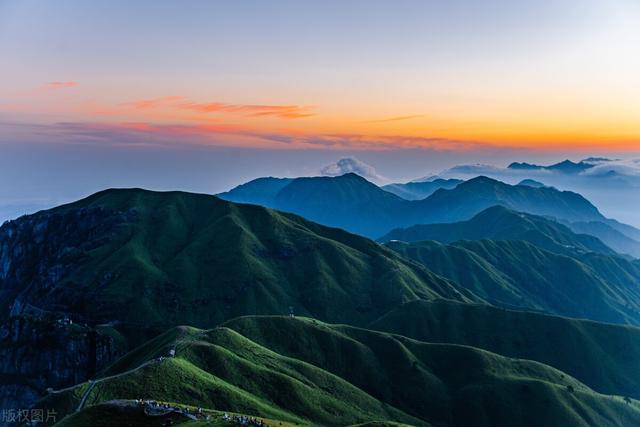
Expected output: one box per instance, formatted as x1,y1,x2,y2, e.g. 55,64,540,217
1,0,639,153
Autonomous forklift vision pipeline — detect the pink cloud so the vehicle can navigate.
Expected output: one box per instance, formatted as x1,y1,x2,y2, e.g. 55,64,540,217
178,102,314,119
121,96,185,110
24,121,482,151
120,96,314,119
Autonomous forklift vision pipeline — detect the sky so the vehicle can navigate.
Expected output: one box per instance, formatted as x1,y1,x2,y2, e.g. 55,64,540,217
1,0,639,220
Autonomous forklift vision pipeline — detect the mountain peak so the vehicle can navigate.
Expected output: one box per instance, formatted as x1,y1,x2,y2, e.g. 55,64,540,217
517,179,546,188
507,159,594,174
507,162,542,170
458,175,504,187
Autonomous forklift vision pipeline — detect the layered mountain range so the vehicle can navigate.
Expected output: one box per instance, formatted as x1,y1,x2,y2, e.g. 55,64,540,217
219,173,640,257
1,171,640,426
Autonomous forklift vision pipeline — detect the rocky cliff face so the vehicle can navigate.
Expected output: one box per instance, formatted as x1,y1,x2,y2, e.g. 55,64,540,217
0,207,134,414
0,206,136,322
0,316,125,413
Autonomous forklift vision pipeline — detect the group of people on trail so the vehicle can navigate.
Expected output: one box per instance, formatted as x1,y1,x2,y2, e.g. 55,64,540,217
135,399,267,427
136,399,210,421
223,412,267,426
135,399,270,426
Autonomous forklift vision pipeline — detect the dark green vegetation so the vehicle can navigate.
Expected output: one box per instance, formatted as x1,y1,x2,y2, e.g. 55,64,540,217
54,400,299,427
381,206,640,325
2,185,640,426
220,173,630,239
46,317,640,427
370,299,640,400
0,188,472,417
385,239,640,325
1,188,469,335
380,206,614,256
381,179,463,200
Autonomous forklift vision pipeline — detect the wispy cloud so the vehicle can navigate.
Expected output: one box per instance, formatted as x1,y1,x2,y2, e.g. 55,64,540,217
120,96,314,119
44,81,79,90
121,96,184,110
179,102,314,118
0,120,485,152
366,115,424,123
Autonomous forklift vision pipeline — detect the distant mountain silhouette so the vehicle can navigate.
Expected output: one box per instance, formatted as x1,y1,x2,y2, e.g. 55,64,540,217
220,174,611,238
517,179,546,188
508,159,594,174
566,220,640,258
380,205,614,257
381,178,463,200
216,176,293,208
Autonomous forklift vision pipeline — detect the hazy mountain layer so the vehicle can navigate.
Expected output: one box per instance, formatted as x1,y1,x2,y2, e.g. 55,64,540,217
380,206,614,257
381,178,463,200
220,174,614,239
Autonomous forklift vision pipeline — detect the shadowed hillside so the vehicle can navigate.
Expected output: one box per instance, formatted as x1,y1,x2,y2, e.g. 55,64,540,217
369,299,640,400
385,239,640,325
379,206,614,257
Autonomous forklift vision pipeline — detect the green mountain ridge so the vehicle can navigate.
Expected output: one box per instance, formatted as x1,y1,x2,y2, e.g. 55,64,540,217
385,239,640,326
370,299,640,400
3,187,640,426
379,205,614,257
44,316,640,427
1,187,470,332
0,187,475,412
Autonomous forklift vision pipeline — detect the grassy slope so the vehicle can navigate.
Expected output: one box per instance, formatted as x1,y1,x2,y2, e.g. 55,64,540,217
224,317,640,427
385,239,640,325
46,317,640,427
55,401,301,427
26,188,470,335
369,299,640,399
46,325,425,426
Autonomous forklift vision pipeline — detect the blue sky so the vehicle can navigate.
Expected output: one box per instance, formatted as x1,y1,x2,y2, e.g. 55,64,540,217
1,0,639,221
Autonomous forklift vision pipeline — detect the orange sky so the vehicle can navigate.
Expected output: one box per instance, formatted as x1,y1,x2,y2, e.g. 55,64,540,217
1,1,639,152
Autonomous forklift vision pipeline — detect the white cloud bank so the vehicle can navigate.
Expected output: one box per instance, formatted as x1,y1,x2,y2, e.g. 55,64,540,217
320,157,388,184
